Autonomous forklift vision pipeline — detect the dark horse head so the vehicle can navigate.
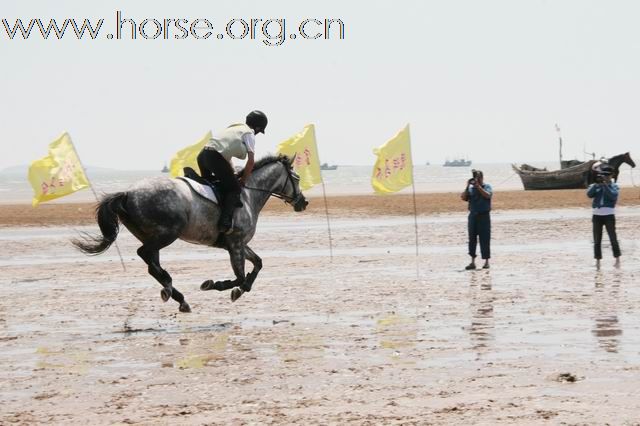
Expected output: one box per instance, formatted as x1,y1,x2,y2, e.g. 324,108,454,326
606,152,636,182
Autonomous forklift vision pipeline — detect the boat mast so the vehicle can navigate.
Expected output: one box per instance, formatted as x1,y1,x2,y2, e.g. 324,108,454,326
583,147,595,160
555,123,563,165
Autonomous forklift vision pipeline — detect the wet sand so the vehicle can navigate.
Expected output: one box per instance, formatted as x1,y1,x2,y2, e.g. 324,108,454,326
1,200,640,424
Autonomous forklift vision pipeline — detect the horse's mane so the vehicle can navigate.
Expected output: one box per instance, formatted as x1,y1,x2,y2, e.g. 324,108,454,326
236,154,292,176
607,153,627,164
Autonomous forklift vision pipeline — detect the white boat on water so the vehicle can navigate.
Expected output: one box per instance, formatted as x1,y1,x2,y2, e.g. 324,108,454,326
443,159,472,167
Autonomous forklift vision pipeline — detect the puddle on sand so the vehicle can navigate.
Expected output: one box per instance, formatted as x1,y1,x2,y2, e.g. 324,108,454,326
173,333,230,369
113,322,233,338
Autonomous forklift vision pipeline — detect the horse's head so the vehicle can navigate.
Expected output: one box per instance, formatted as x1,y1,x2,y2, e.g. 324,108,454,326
624,152,636,168
608,152,636,169
277,155,308,212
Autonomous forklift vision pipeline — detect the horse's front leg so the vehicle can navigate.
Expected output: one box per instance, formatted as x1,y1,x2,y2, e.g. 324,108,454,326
243,245,262,293
200,235,248,301
226,237,247,302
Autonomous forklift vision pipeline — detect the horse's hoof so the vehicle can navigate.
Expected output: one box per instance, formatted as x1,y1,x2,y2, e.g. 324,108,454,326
160,287,172,302
179,302,191,313
200,280,214,291
231,288,243,302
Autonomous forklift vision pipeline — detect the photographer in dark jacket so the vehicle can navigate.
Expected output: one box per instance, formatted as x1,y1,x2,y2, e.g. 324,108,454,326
587,164,621,269
461,170,493,270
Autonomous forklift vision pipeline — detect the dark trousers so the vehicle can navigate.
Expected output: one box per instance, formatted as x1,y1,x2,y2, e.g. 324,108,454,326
197,149,241,222
468,212,491,259
592,214,621,259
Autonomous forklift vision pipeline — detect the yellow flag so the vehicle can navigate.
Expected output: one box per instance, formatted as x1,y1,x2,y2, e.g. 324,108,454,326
28,133,90,207
371,124,413,194
276,124,322,191
169,131,211,177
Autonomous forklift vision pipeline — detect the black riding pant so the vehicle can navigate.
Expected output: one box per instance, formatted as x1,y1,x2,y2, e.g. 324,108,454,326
592,214,621,259
468,212,491,259
197,148,241,222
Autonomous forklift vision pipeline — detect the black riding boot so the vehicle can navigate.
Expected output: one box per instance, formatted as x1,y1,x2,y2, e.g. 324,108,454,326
219,192,240,234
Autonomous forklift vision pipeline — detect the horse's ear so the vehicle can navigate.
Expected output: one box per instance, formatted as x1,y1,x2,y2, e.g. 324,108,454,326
290,153,297,168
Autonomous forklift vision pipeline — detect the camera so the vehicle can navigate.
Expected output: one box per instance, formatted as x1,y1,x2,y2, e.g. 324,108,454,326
595,173,611,184
469,169,481,185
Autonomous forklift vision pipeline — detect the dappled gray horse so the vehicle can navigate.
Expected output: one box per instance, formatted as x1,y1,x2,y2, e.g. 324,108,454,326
73,155,307,312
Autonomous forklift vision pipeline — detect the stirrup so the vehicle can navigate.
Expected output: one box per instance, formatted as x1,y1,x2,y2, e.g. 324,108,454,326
218,219,233,235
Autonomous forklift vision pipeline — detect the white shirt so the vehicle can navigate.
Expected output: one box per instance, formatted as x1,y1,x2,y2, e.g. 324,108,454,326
243,133,255,153
593,207,615,216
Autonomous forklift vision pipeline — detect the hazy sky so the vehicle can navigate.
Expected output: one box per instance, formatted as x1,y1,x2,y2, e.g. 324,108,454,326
1,0,639,170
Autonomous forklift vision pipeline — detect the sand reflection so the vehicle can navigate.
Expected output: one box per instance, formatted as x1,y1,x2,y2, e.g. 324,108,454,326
468,271,495,358
592,271,622,354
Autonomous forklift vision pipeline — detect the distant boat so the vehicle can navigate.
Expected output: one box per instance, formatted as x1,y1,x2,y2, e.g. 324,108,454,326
320,163,338,170
425,161,431,166
443,159,472,167
161,164,169,173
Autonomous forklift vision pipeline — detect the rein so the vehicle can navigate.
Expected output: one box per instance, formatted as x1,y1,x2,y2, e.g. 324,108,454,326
242,163,301,205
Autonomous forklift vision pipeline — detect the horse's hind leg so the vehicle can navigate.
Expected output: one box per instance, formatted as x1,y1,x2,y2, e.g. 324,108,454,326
137,245,191,313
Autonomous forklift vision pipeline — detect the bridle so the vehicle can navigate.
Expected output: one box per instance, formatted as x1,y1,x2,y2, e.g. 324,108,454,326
243,161,306,207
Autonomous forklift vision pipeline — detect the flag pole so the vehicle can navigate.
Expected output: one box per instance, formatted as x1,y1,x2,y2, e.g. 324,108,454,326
69,138,127,272
320,177,334,261
411,180,419,279
314,127,334,261
408,126,419,279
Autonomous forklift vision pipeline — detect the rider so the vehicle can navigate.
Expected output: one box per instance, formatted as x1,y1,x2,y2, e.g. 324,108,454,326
197,110,268,234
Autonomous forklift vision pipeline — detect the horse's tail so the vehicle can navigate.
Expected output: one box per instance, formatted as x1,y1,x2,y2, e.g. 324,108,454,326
72,192,128,255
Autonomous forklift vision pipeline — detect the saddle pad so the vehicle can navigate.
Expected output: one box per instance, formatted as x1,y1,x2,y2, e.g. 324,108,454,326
177,177,219,204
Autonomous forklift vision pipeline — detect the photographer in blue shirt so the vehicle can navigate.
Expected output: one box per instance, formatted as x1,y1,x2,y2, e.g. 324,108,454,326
587,164,621,269
461,170,493,270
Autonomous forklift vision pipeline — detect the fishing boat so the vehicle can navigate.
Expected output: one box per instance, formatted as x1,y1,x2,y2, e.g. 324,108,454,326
513,125,636,190
320,163,338,170
513,126,596,190
443,158,472,167
512,161,595,190
161,164,169,173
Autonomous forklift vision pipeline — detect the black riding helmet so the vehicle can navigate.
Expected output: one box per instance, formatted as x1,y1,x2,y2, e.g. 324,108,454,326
246,110,268,134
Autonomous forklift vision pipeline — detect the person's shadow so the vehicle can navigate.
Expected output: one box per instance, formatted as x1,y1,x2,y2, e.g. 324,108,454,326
469,271,495,360
592,271,623,354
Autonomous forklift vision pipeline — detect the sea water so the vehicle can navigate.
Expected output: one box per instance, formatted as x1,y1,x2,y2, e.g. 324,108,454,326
1,162,638,203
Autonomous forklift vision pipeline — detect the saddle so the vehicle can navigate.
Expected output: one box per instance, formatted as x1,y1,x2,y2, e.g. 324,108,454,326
183,167,224,203
182,167,242,208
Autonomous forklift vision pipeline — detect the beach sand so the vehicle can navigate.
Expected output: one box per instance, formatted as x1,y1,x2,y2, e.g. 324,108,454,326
1,187,639,226
1,189,640,424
